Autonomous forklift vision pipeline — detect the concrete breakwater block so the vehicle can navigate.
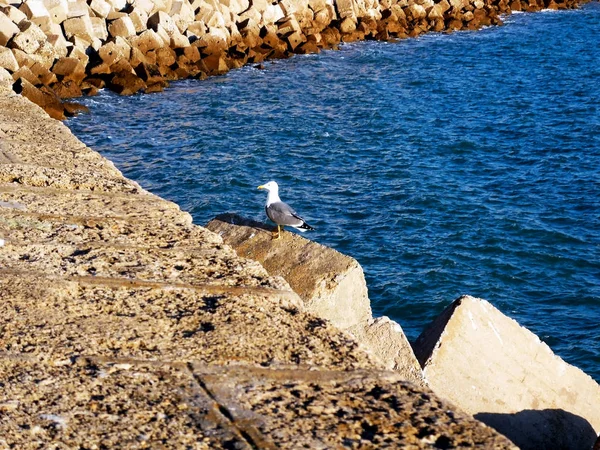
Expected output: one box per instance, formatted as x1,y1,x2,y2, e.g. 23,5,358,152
0,356,517,449
206,213,425,386
413,295,600,450
1,0,586,118
348,316,425,384
207,213,373,330
0,91,520,448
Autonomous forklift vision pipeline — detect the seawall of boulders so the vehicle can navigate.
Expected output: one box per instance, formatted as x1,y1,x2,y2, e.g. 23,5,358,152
0,90,523,448
0,0,589,118
207,213,425,386
209,214,600,449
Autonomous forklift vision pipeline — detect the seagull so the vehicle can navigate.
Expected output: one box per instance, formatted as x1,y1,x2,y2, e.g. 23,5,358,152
257,181,315,240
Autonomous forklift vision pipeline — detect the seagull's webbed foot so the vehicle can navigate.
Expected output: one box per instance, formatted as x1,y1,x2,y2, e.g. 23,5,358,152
271,225,283,240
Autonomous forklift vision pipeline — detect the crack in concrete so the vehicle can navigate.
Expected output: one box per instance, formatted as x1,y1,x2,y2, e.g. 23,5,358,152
185,361,269,450
0,182,163,200
0,140,21,164
0,269,298,298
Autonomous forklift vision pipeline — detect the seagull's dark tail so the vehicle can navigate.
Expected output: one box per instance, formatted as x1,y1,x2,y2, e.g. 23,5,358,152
299,222,315,231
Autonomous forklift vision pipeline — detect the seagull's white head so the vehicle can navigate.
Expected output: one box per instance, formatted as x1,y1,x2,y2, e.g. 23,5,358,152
257,181,281,205
257,181,279,194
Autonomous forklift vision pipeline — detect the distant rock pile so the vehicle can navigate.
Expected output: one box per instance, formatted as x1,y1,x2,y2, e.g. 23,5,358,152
0,0,586,118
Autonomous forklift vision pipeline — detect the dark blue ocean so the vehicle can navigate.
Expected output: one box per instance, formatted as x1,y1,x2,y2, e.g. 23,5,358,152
67,4,600,381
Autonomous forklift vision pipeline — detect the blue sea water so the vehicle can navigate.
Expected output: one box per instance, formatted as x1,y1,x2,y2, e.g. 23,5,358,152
67,4,600,381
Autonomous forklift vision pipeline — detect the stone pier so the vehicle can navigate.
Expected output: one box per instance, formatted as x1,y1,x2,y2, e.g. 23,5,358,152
0,91,515,447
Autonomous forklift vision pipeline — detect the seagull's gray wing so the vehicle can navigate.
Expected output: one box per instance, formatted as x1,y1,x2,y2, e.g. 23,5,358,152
266,201,305,227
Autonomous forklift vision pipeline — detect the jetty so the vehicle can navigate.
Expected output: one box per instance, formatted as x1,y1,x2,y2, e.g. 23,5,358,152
0,0,599,447
0,0,587,116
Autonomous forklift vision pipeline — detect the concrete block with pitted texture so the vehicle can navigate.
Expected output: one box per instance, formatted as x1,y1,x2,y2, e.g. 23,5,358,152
0,92,517,448
207,213,425,387
414,295,600,450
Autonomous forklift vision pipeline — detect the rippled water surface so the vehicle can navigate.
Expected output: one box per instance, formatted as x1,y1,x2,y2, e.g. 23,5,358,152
67,4,600,380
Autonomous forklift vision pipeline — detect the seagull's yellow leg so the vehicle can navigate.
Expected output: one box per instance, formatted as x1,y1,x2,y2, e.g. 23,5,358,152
272,225,282,240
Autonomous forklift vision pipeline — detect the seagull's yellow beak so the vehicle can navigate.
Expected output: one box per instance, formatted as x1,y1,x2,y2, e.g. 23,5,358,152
257,185,265,190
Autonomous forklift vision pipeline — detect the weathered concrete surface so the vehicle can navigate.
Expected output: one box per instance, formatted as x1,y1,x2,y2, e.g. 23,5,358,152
414,295,600,450
207,213,372,329
0,356,235,449
0,93,517,447
348,316,424,384
207,214,425,386
0,355,516,449
193,363,515,449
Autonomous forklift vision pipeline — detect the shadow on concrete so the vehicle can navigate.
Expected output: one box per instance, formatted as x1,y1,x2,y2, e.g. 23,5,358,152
213,213,275,233
475,408,597,450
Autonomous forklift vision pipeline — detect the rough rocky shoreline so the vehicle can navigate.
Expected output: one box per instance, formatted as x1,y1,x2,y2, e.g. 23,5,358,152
0,89,520,448
0,0,592,118
4,83,598,449
1,90,596,446
208,214,600,450
1,0,600,447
